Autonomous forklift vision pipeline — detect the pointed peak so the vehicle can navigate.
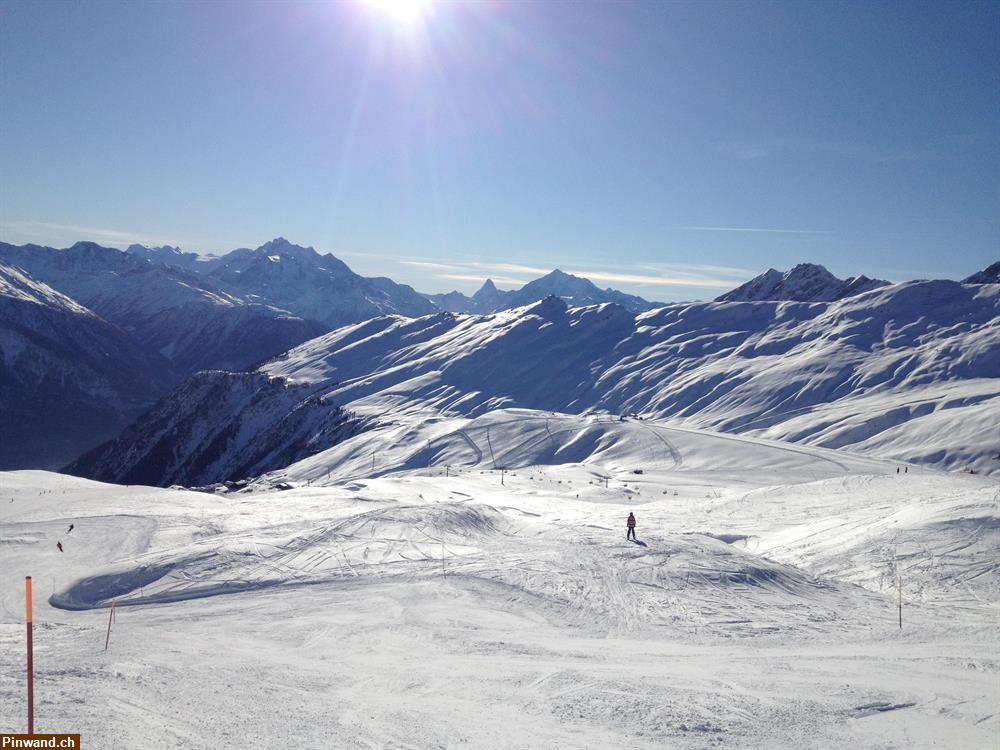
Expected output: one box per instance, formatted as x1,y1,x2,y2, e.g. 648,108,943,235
787,262,833,276
480,278,498,291
255,238,321,260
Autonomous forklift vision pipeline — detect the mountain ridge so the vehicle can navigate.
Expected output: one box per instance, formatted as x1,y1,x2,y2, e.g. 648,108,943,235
68,278,1000,485
715,262,889,302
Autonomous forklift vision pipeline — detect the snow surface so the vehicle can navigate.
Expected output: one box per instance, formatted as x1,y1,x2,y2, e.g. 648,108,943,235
2,410,997,748
263,281,999,474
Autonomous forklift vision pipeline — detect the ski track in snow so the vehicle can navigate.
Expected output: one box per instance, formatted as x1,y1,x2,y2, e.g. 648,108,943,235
1,412,998,749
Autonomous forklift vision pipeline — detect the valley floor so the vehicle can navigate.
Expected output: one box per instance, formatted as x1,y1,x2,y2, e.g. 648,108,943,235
1,412,997,749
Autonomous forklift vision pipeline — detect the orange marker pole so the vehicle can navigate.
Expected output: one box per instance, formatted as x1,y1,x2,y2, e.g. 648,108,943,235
104,599,116,651
25,576,33,734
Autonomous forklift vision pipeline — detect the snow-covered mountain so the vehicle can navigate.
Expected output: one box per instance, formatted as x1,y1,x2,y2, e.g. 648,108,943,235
716,263,888,302
125,243,219,272
0,261,171,469
196,238,437,328
963,260,1000,284
426,278,514,313
71,278,1000,485
0,241,327,378
427,270,660,314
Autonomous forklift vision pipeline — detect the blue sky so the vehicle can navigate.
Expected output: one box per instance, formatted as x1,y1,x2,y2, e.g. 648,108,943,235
1,0,997,300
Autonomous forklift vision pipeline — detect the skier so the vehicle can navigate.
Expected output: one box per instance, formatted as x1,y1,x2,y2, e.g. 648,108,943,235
627,512,636,541
56,542,63,553
67,523,74,533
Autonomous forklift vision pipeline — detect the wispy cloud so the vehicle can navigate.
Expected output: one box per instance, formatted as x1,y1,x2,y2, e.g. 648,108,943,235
0,220,251,253
419,256,749,291
719,138,924,164
567,270,740,289
638,262,754,277
400,260,466,271
467,262,553,276
440,273,532,286
1,220,178,248
681,226,830,235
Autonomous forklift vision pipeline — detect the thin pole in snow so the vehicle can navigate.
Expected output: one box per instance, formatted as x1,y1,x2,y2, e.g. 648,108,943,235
486,428,496,469
25,576,33,734
898,577,902,629
104,599,116,651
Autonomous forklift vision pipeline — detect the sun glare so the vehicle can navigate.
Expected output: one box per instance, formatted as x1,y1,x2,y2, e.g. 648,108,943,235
363,0,434,26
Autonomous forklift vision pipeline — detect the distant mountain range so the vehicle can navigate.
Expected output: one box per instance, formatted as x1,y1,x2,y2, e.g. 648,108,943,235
69,277,1000,486
426,270,662,314
2,234,996,471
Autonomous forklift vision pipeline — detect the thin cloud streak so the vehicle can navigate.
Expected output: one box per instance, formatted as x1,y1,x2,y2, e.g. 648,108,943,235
439,273,532,286
681,226,831,235
567,270,739,289
400,260,466,271
637,261,753,278
0,220,251,253
467,262,553,276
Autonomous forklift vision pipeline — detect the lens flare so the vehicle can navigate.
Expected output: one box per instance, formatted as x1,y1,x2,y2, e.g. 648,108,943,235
363,0,434,26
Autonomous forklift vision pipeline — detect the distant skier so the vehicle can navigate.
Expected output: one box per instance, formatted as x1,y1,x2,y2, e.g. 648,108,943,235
627,512,636,541
56,542,63,553
67,523,74,533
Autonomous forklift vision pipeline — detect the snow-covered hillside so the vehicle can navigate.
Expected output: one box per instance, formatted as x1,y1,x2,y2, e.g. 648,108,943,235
0,262,170,469
2,422,996,747
70,277,999,486
716,263,888,302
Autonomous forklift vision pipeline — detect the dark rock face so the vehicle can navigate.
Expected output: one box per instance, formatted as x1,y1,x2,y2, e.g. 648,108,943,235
65,370,368,487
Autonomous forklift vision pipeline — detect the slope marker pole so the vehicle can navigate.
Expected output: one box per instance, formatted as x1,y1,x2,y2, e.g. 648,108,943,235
897,577,902,629
26,576,33,734
104,599,117,651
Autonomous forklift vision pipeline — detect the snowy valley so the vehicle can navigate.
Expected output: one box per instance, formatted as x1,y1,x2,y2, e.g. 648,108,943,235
1,243,998,749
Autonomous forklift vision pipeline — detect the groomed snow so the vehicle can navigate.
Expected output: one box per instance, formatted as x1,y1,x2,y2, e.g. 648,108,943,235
1,411,997,748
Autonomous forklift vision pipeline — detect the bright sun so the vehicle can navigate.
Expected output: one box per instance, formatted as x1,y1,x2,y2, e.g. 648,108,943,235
363,0,435,26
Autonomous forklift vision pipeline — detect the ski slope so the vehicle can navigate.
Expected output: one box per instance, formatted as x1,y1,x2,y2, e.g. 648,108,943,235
2,411,997,748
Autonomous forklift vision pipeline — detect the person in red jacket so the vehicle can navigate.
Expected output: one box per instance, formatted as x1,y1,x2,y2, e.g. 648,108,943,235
626,512,636,540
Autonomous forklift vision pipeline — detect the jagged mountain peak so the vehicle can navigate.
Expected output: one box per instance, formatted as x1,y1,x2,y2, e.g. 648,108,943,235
427,268,660,315
717,263,888,303
127,243,183,256
256,237,317,256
